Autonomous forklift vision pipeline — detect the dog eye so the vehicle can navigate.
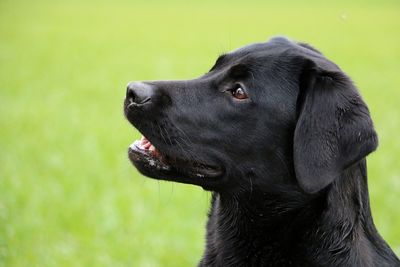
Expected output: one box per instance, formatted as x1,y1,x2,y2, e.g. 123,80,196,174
231,86,248,100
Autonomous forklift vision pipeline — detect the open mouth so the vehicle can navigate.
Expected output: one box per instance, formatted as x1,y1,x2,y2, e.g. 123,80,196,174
128,135,223,180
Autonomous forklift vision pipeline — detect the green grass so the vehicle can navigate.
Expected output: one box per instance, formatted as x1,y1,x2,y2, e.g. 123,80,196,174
0,0,399,266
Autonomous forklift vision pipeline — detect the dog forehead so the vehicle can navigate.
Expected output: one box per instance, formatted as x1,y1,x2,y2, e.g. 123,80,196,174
209,37,335,81
220,41,300,69
229,37,292,56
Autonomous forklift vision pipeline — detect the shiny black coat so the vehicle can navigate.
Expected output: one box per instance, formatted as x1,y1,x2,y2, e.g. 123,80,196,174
124,37,400,266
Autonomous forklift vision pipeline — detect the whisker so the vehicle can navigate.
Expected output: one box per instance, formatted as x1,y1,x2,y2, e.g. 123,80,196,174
157,123,170,145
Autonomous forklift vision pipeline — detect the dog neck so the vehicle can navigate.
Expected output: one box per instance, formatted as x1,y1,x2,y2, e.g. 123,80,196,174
200,160,396,266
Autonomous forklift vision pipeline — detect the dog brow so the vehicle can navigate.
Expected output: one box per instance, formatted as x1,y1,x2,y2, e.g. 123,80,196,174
209,53,227,71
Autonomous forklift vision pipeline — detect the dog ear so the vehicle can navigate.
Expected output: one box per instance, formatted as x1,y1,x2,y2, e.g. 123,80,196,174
294,57,378,194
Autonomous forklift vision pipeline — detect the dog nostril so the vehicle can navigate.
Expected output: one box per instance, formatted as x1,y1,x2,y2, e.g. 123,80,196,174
126,82,154,105
126,87,136,102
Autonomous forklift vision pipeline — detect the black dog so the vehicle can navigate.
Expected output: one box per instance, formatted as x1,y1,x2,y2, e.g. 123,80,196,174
124,37,399,266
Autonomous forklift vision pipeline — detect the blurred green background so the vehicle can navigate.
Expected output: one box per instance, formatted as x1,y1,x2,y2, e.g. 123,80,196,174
0,0,399,266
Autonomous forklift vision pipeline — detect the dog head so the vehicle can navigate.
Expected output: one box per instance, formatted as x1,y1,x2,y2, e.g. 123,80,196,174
124,37,377,193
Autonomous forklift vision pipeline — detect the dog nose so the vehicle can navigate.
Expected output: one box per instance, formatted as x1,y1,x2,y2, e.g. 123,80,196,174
126,82,153,105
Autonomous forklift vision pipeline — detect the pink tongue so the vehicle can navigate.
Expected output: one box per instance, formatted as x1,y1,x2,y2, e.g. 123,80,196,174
143,141,151,149
139,135,161,158
140,136,152,149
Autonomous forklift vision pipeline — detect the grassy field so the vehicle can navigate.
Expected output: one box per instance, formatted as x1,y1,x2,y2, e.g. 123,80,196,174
0,0,399,266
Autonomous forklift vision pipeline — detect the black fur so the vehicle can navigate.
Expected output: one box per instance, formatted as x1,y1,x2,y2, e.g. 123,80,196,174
124,37,400,266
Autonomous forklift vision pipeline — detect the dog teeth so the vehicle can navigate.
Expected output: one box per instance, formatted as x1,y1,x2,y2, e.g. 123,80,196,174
140,136,148,144
132,135,162,157
131,140,142,149
132,135,160,153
